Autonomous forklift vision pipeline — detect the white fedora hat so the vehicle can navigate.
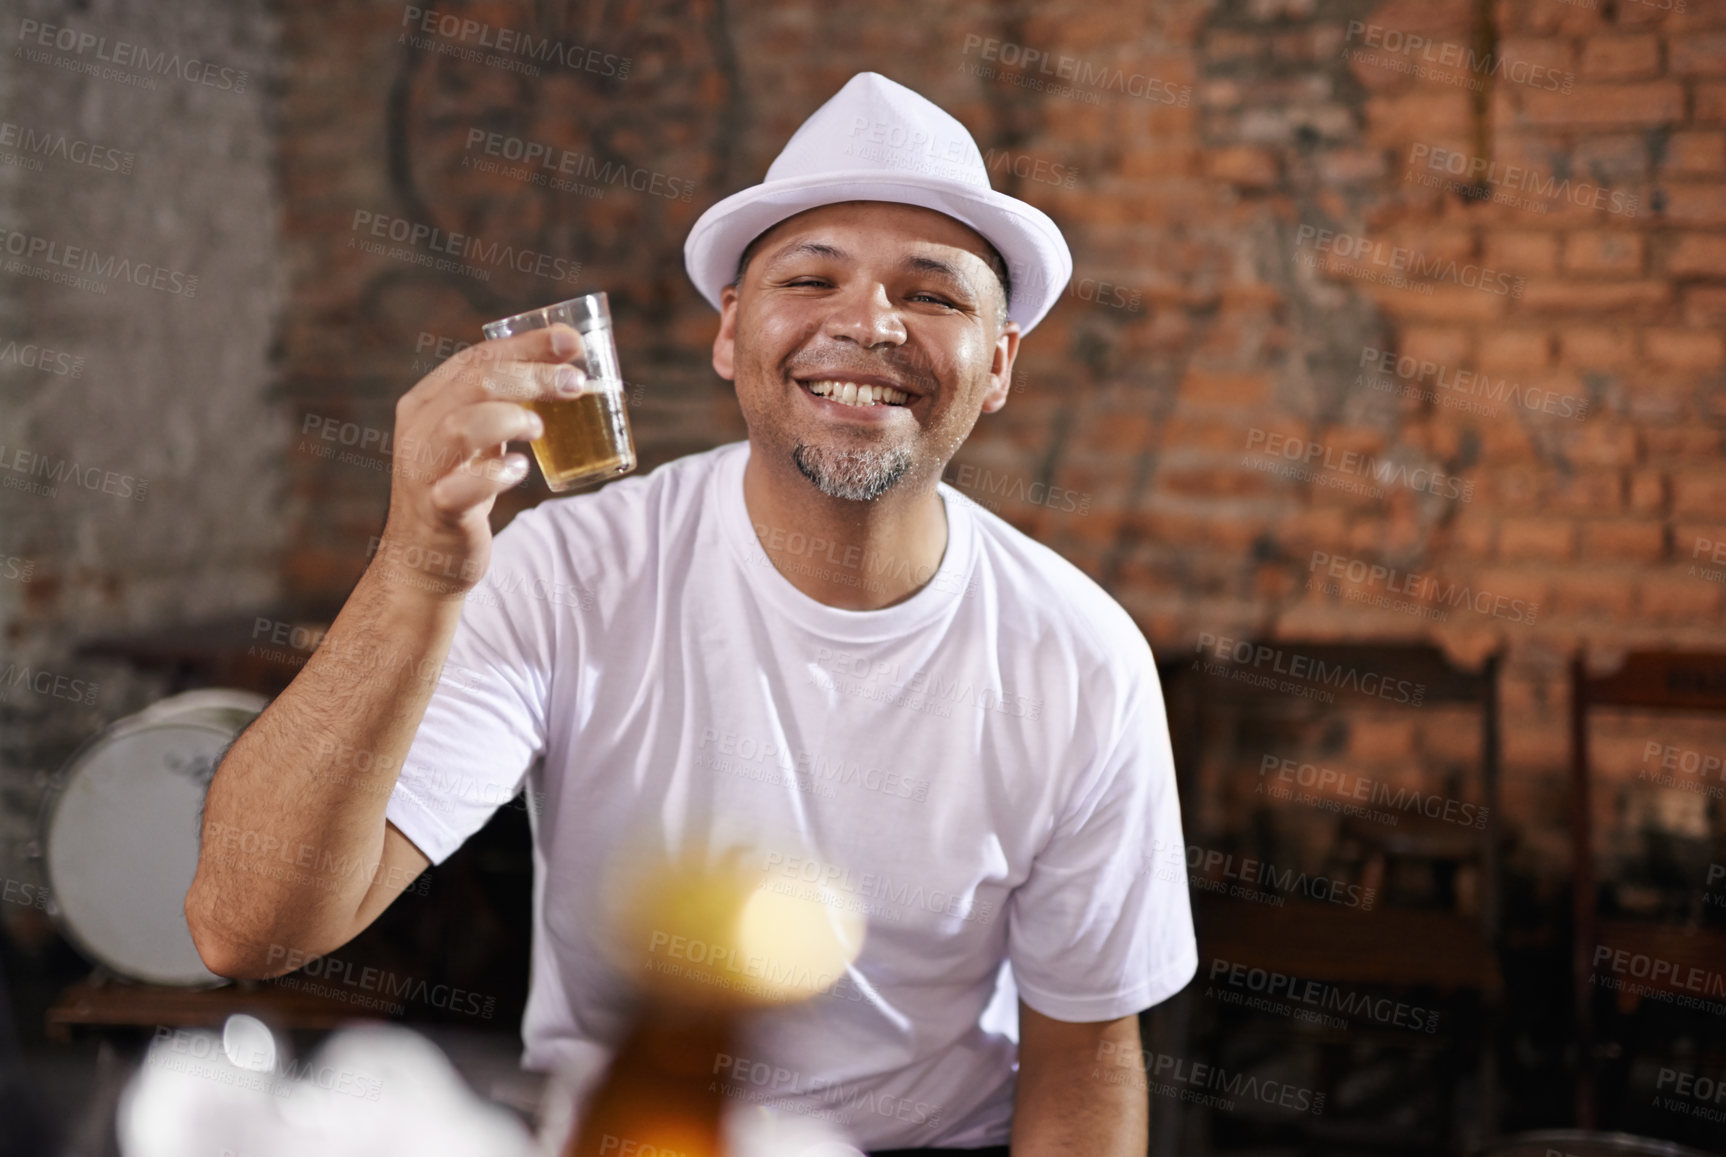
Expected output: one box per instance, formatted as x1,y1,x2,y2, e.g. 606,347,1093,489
683,71,1073,334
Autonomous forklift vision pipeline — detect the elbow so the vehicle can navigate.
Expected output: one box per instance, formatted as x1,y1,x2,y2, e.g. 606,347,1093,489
184,885,278,981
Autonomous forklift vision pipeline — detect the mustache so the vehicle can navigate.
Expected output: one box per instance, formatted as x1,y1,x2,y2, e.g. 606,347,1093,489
784,345,935,390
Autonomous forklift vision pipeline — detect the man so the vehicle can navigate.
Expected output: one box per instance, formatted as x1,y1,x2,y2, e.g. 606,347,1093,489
188,72,1196,1153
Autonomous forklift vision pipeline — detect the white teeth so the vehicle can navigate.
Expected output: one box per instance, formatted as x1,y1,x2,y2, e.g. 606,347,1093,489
803,379,909,407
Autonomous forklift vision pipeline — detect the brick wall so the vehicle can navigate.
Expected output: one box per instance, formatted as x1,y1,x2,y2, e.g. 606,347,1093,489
268,0,1726,875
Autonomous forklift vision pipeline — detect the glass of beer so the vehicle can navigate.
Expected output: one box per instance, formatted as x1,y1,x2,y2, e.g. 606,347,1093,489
482,292,636,492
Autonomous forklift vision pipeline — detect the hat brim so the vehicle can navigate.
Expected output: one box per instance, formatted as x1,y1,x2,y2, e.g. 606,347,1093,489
684,170,1073,334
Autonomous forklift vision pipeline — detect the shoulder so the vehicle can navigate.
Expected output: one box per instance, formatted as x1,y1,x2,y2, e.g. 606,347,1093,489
953,487,1153,676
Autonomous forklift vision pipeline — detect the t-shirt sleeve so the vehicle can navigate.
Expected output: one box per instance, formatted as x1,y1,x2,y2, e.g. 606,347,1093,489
1006,641,1198,1022
383,508,557,865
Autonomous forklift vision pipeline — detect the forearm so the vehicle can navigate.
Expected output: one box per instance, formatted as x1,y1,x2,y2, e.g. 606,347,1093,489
1011,1003,1147,1157
1011,1056,1146,1156
185,565,463,974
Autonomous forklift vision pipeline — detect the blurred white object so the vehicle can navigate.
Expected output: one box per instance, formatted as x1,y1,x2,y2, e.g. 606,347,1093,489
223,1014,277,1072
118,1016,537,1157
120,1013,865,1157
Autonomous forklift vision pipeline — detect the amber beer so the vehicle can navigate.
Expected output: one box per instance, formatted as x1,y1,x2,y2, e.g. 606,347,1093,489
482,292,637,491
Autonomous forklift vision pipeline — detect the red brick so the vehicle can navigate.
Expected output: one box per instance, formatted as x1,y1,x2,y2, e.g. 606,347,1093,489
1684,286,1726,324
1075,411,1157,453
1645,328,1726,370
1581,520,1665,561
1551,573,1638,619
1628,470,1667,514
1661,131,1726,175
1159,414,1253,453
1561,423,1638,468
1580,34,1661,79
1478,329,1553,370
1514,81,1684,127
1365,90,1474,141
1668,234,1726,277
1642,427,1724,460
1552,468,1626,514
1673,470,1726,517
1639,574,1721,619
1499,516,1576,561
1178,370,1274,408
1373,283,1509,323
1516,280,1671,313
1664,183,1726,225
1162,462,1283,500
1205,146,1279,188
1615,0,1678,25
1485,231,1560,274
1398,326,1472,367
1699,81,1726,122
1448,509,1497,557
1563,231,1645,276
1559,327,1637,368
1670,32,1726,74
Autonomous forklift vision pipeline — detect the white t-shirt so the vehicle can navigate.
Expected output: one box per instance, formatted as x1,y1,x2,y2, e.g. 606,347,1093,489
385,439,1197,1148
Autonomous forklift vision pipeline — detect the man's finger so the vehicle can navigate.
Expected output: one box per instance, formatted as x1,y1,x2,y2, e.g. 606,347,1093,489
474,359,591,402
429,450,530,517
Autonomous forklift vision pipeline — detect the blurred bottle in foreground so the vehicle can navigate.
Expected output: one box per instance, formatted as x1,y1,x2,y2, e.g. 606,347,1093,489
563,845,866,1157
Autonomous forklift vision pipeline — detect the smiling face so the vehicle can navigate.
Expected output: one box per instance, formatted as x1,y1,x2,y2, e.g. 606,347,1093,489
711,201,1020,502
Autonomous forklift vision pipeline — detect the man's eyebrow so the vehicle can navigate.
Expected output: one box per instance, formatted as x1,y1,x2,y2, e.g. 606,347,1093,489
902,255,977,295
764,240,847,266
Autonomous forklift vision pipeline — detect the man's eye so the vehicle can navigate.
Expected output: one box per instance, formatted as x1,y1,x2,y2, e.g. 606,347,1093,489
910,293,955,307
786,278,827,287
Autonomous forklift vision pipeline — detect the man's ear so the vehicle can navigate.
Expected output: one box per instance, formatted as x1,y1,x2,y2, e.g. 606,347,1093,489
978,319,1020,415
712,284,739,381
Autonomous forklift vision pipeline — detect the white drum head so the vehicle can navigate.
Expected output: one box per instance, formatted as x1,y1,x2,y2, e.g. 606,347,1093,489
45,691,264,986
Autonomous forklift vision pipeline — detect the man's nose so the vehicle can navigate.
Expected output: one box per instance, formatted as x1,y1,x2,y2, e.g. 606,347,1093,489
821,282,906,348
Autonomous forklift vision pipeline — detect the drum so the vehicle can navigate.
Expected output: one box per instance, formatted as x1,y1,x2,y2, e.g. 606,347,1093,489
40,689,268,986
1472,1129,1718,1157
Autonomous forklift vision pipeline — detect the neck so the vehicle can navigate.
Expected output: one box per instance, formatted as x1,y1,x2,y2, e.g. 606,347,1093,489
742,442,949,610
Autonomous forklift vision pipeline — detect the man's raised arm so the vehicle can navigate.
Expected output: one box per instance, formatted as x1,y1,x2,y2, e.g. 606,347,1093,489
184,324,589,978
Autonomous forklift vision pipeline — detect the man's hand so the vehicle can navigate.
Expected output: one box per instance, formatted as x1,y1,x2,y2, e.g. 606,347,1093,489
1011,1001,1146,1156
371,323,590,598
